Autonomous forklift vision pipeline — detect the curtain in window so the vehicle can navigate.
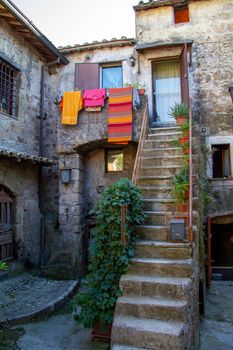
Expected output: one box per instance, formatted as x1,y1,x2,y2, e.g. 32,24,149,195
102,67,122,89
153,61,181,124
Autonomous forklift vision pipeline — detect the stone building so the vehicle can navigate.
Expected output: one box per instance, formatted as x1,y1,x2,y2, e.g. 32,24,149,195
1,0,233,349
0,0,68,267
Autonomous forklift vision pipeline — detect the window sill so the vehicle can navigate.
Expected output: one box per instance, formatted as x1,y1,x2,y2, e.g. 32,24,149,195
0,111,18,120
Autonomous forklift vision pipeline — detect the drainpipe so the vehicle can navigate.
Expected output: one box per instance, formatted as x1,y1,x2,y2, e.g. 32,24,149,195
39,65,45,268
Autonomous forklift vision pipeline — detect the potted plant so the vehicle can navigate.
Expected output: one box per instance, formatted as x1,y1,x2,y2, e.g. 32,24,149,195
169,102,189,126
172,169,189,212
74,178,146,340
134,81,146,95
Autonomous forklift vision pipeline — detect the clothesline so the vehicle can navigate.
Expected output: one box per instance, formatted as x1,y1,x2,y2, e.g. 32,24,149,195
60,87,141,144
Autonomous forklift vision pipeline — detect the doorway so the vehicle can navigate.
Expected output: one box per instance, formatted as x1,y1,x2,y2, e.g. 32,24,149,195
0,189,14,262
152,60,181,125
207,216,233,285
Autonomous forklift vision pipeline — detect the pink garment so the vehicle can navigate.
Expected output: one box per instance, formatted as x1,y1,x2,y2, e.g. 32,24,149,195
83,88,106,107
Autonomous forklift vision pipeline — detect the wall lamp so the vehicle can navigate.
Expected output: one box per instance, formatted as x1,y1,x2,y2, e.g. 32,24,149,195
60,169,71,184
129,56,136,67
229,85,233,103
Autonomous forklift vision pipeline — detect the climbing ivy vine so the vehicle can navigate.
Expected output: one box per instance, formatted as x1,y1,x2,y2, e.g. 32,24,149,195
74,178,146,328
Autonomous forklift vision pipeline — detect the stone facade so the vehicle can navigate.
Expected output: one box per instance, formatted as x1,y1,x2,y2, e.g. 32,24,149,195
0,15,63,266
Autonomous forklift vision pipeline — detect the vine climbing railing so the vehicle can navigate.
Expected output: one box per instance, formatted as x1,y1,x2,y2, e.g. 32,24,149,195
132,102,149,185
188,101,193,242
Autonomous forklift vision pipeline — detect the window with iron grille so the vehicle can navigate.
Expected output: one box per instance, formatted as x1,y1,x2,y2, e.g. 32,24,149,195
0,58,19,118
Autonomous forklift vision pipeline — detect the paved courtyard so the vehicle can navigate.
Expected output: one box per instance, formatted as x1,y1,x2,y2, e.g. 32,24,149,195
200,280,233,350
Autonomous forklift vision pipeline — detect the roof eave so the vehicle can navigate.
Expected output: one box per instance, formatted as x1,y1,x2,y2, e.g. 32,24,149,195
134,0,190,12
0,0,69,65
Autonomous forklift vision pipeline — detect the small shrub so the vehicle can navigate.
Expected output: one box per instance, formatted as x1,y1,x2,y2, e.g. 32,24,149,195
169,102,189,118
74,178,145,328
0,261,7,271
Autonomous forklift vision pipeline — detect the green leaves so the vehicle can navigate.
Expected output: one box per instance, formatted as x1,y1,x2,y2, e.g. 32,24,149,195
74,178,145,329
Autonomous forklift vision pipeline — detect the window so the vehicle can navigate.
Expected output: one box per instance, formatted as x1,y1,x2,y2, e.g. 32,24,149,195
74,63,123,91
152,60,181,124
174,6,189,24
101,65,123,89
212,144,231,178
105,149,123,172
0,58,19,118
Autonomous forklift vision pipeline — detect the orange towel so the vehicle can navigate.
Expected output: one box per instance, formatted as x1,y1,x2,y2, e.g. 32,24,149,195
62,91,83,125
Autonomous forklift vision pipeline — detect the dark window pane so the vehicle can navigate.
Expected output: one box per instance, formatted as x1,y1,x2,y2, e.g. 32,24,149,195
102,66,122,89
212,144,231,178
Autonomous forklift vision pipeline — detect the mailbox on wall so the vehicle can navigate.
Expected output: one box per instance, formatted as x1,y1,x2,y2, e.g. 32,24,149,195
169,219,186,241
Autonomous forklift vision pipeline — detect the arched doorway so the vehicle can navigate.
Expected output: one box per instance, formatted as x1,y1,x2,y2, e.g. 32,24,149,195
207,213,233,287
0,189,14,261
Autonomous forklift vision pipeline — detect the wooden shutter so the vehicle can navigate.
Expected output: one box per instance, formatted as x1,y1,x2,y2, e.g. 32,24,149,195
174,7,189,24
180,44,189,106
74,63,99,90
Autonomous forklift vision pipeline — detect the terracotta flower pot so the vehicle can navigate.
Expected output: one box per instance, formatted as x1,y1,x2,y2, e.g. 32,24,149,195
138,88,145,95
175,116,188,126
179,136,189,144
177,203,188,212
183,148,190,155
92,322,112,341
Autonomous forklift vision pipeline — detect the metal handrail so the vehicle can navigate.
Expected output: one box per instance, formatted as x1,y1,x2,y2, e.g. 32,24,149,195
188,101,193,242
132,102,149,185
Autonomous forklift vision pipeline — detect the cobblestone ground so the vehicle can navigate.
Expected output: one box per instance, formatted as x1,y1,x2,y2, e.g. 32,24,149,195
16,309,109,350
0,272,78,325
200,280,233,350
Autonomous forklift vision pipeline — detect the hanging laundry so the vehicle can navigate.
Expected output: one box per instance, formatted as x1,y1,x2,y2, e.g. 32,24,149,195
108,87,133,144
61,91,83,125
133,87,141,111
83,88,106,109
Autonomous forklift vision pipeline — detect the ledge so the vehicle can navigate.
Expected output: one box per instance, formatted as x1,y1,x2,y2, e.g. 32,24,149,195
0,147,56,165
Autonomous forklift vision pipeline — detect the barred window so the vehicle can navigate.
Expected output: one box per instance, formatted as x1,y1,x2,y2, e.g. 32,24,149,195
0,58,19,118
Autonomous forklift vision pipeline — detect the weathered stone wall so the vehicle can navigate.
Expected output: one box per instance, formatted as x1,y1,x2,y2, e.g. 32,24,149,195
0,158,41,266
135,0,233,129
83,144,137,215
54,46,147,274
0,18,43,154
0,18,60,266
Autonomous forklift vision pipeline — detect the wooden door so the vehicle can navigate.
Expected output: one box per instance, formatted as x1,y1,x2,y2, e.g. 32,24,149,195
207,217,212,289
0,190,13,261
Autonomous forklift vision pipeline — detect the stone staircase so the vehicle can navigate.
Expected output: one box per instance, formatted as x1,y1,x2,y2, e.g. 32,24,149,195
111,127,197,350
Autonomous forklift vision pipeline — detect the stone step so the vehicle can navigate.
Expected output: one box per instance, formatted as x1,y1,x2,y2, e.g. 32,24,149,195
138,186,173,199
147,131,181,141
129,258,192,278
141,147,183,157
136,225,168,241
135,240,192,259
149,127,181,134
112,345,148,350
115,295,188,322
119,274,191,300
112,316,185,349
143,139,181,149
142,198,175,211
137,175,174,187
141,155,186,167
140,165,182,177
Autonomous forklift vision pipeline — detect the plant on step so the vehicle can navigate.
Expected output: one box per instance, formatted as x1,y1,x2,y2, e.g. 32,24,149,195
172,169,189,204
74,178,146,329
169,102,189,126
0,261,7,271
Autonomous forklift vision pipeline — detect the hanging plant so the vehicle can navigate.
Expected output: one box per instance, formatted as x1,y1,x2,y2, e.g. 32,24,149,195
73,178,146,330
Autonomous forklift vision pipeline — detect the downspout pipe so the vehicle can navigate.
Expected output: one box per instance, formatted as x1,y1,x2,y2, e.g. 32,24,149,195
39,65,45,269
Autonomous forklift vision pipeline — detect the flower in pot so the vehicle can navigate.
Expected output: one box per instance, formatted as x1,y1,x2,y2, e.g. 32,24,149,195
172,169,189,212
134,81,146,95
169,102,189,126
